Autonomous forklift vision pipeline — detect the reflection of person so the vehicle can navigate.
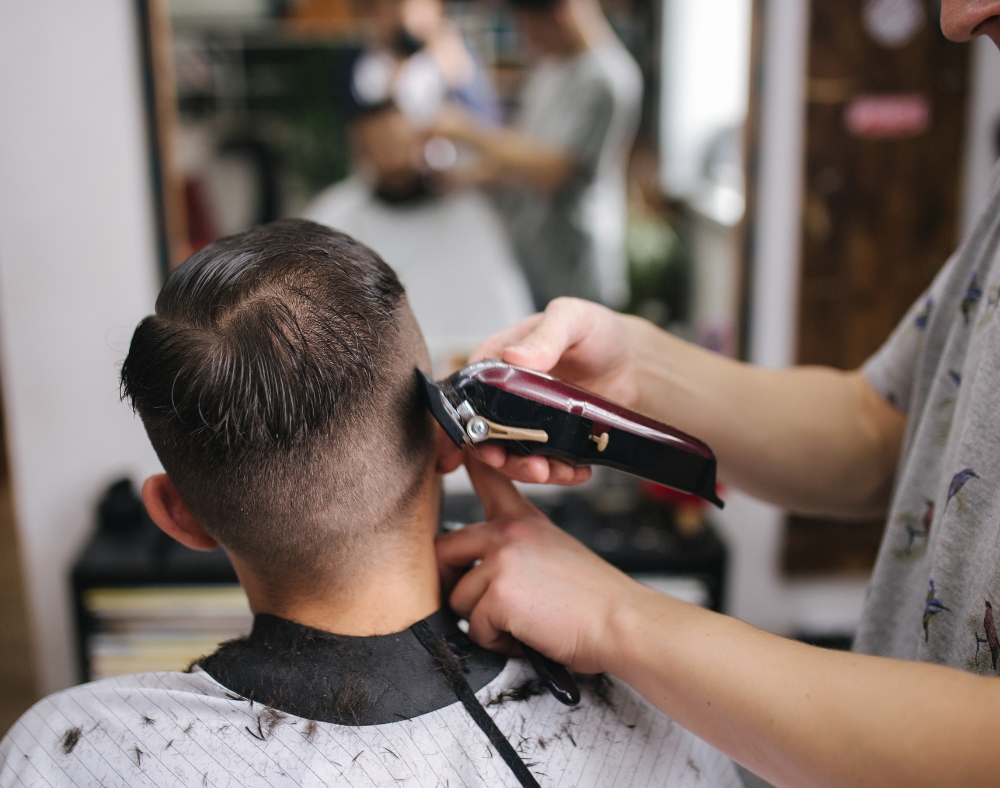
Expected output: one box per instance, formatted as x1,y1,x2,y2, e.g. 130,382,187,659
0,221,741,787
351,0,499,125
349,103,430,203
306,104,534,365
432,0,642,310
435,10,1000,785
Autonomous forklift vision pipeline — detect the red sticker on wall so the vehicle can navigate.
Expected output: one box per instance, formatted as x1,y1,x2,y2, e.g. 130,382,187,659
844,93,931,138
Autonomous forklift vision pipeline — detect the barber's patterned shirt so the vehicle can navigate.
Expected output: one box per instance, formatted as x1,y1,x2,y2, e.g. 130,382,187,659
857,163,1000,672
0,613,739,787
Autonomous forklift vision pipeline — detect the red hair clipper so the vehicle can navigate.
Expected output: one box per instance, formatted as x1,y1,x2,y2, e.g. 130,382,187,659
419,360,723,508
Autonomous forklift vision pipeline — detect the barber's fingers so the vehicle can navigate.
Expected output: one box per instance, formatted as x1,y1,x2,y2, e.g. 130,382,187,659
445,516,560,617
436,525,485,597
496,298,592,372
469,298,598,373
472,445,592,485
451,554,522,655
537,459,590,485
446,551,498,619
473,448,553,483
470,443,508,469
465,455,540,521
436,521,504,576
449,529,589,665
472,444,546,479
467,596,522,656
469,314,544,365
558,463,592,484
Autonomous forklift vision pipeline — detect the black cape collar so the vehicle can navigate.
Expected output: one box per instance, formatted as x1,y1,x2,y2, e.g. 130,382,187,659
198,608,507,726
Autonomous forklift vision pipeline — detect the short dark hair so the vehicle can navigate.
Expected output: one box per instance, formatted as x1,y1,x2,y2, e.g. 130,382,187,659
121,219,434,593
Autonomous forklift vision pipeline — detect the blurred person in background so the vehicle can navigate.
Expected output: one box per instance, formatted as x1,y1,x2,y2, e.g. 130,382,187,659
306,106,531,370
350,0,500,127
306,0,533,369
431,0,642,310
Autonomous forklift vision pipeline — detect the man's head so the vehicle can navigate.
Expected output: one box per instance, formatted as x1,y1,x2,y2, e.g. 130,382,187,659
121,219,458,599
351,106,426,201
374,0,445,52
507,0,583,58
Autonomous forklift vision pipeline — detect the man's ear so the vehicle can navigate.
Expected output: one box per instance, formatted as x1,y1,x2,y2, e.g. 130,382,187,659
434,424,465,474
142,474,218,552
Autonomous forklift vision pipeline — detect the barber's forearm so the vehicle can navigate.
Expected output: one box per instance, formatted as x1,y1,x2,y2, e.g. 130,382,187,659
621,317,904,517
463,126,575,192
604,588,1000,788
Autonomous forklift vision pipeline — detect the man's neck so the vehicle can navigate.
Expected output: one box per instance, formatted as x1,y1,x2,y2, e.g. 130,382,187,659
232,479,444,637
266,547,442,636
562,0,614,56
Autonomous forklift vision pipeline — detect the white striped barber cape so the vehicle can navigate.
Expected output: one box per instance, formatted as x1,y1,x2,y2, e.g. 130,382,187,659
1,659,740,788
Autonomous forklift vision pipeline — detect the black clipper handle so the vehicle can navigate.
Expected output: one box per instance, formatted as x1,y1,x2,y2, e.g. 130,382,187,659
523,645,580,706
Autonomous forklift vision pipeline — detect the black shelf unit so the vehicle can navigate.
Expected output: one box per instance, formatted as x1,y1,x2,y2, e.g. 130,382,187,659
71,480,238,683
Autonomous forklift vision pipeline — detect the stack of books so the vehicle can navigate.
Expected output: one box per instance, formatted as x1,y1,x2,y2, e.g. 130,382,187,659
82,585,253,679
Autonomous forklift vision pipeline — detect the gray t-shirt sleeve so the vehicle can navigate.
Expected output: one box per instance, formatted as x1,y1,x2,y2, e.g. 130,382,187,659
862,254,959,413
560,78,615,180
523,66,614,182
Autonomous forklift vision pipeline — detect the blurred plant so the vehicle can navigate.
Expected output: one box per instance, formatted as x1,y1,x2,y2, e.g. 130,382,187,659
625,207,689,328
623,140,690,327
244,45,351,195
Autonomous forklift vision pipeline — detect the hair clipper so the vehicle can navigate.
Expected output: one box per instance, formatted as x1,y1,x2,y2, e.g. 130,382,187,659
418,360,723,508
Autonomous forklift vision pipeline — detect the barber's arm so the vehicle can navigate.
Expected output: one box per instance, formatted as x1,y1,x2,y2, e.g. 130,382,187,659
431,105,576,193
439,460,1000,788
469,297,906,520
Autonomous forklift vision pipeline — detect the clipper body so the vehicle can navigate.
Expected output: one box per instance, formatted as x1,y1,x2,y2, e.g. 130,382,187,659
419,361,723,508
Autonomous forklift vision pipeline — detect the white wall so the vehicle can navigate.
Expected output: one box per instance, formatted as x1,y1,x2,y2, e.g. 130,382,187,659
0,1,163,693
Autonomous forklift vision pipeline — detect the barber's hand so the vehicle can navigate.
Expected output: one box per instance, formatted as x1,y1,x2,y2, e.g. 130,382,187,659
437,457,644,674
469,297,643,483
430,103,478,146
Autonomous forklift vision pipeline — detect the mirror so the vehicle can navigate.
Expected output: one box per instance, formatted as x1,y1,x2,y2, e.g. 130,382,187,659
136,0,758,369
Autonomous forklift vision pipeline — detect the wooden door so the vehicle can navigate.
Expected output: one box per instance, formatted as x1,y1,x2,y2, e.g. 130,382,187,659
784,0,970,575
136,0,188,276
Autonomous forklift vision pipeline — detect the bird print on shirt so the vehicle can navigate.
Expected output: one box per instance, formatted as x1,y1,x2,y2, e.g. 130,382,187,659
947,469,979,509
915,296,933,330
975,600,1000,672
977,284,1000,329
931,376,961,445
908,500,934,548
894,500,935,560
962,273,983,324
923,579,950,642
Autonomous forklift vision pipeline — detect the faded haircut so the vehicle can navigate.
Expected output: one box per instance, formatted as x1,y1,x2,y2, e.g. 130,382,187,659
121,219,435,593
